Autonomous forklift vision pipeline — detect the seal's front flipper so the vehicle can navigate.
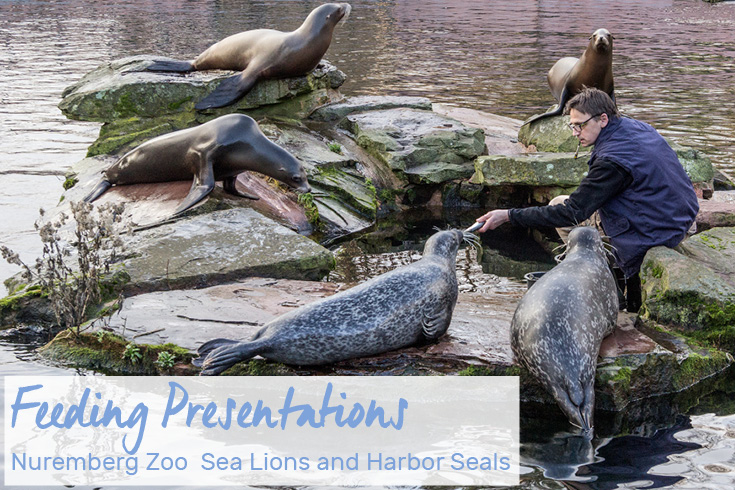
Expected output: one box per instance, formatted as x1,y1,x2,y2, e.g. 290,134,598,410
223,176,259,200
84,179,112,203
145,59,194,72
195,72,257,110
420,298,453,340
173,153,216,217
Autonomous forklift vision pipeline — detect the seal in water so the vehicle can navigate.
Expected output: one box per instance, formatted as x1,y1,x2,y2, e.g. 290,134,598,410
147,3,351,109
510,226,617,434
84,114,310,218
194,229,476,375
523,29,615,126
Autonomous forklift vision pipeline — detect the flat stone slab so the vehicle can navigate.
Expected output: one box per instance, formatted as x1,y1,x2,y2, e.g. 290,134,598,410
696,197,735,231
123,208,335,294
432,103,528,156
95,275,730,411
344,108,485,184
471,153,588,187
310,95,433,122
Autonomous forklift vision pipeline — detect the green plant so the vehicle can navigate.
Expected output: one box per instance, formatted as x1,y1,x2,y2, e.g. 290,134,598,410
327,142,342,154
1,201,126,339
155,351,176,369
297,192,320,226
123,343,142,364
95,330,107,343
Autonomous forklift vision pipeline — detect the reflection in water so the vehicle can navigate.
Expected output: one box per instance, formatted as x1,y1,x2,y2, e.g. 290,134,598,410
572,419,701,490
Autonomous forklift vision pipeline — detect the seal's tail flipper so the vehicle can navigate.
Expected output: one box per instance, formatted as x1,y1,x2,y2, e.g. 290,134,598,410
145,59,194,73
195,339,266,376
193,338,241,366
195,73,257,110
84,180,111,203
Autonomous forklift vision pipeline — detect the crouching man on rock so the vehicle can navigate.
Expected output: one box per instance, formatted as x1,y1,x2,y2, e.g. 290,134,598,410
474,88,699,312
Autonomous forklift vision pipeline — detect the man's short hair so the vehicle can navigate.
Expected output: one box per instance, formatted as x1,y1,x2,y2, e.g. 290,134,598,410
564,87,620,119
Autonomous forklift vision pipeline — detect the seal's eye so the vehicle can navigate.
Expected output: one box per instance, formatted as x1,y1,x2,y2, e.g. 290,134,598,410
292,176,302,183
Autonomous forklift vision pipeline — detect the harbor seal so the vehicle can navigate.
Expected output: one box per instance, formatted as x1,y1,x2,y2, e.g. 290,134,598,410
147,3,351,109
510,226,617,434
523,29,615,126
194,229,475,375
84,114,310,218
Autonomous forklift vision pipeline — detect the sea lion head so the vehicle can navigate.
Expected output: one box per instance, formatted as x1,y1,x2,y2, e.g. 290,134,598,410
422,229,465,261
306,3,352,31
589,28,613,53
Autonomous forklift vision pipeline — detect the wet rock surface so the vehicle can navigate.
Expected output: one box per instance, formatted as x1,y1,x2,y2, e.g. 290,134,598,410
344,108,486,184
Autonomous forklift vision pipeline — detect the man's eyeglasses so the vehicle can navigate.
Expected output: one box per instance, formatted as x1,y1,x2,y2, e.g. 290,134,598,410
568,113,603,132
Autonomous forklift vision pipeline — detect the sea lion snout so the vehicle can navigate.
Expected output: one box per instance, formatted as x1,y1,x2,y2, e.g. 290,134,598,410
591,28,613,50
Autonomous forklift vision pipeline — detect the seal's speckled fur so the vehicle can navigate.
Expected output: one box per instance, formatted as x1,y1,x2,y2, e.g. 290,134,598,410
195,229,469,375
511,226,617,433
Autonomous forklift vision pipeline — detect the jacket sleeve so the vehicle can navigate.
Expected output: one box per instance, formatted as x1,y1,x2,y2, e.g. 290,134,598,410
508,157,633,228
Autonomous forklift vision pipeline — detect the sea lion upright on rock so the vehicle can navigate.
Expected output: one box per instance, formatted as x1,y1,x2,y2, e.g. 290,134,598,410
194,229,477,375
84,114,310,218
510,227,617,435
523,28,615,126
146,3,351,109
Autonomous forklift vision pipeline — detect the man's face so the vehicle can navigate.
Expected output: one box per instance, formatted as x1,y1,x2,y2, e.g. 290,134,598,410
569,109,608,147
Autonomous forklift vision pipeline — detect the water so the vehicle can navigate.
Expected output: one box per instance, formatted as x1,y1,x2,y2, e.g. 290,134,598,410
1,0,734,488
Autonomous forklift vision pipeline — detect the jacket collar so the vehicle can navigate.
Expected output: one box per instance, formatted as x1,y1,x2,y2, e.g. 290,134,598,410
592,116,623,151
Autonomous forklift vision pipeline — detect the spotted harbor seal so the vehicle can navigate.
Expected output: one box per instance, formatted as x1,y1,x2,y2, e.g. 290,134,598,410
84,114,310,218
510,227,617,434
147,3,351,109
523,29,615,126
194,229,475,375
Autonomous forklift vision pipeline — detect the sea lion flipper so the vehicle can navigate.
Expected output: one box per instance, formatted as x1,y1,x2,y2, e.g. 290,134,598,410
145,59,194,73
84,179,112,203
195,72,257,110
173,154,216,216
223,176,260,200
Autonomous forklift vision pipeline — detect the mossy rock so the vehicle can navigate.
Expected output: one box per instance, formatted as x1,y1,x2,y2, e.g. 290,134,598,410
39,329,198,375
470,153,589,187
641,241,735,353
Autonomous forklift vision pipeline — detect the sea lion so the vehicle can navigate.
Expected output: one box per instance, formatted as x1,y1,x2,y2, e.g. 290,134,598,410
84,114,310,218
523,29,615,126
510,227,617,434
194,229,476,375
146,3,351,109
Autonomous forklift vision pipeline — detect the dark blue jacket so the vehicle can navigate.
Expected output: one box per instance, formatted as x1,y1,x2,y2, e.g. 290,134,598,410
591,117,699,277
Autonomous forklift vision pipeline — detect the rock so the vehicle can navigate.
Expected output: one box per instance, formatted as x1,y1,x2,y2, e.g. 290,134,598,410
640,229,735,353
310,95,432,122
344,108,485,184
59,56,345,156
432,103,528,156
470,152,589,187
517,113,583,153
122,208,335,294
696,198,735,231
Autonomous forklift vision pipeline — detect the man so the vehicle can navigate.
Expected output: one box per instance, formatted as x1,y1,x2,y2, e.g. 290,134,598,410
474,88,699,312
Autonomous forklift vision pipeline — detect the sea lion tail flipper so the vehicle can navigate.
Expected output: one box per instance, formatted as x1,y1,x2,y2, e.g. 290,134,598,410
84,179,112,203
521,103,565,127
195,72,257,110
196,339,266,376
145,59,194,73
